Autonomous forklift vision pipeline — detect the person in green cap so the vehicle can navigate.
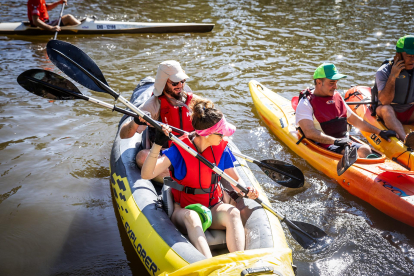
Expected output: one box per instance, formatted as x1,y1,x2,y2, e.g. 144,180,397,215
375,35,414,147
294,63,395,157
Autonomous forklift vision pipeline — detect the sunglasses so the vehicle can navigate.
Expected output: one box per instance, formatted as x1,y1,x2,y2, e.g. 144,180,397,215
213,133,224,138
168,79,186,86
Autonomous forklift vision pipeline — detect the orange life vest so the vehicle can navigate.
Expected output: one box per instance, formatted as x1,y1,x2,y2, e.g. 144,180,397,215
170,136,227,208
159,92,194,136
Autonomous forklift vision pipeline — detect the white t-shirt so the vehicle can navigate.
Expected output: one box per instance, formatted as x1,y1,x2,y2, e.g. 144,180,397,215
295,95,353,127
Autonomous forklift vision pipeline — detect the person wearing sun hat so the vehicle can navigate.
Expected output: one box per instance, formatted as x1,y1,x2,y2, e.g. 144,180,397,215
120,60,200,183
375,35,414,148
141,96,259,258
294,63,395,157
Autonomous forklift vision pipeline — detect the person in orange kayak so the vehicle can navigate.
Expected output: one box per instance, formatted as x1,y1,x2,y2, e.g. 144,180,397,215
120,60,199,182
141,96,259,258
374,35,414,148
295,63,396,157
27,0,80,32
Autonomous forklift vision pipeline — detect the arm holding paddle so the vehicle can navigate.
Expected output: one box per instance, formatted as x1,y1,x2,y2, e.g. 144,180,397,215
32,15,61,32
347,112,398,142
119,98,157,139
46,0,67,11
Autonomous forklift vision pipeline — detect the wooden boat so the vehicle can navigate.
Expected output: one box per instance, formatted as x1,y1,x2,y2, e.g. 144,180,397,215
109,77,295,276
0,17,214,35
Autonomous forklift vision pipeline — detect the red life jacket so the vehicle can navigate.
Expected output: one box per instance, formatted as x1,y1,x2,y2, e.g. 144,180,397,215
28,0,49,25
170,136,227,208
159,93,194,136
295,89,348,139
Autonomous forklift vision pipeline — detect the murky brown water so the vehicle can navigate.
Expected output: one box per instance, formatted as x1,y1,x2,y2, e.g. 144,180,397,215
1,0,414,275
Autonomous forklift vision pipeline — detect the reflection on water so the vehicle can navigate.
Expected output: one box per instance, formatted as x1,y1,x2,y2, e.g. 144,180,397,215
1,0,414,275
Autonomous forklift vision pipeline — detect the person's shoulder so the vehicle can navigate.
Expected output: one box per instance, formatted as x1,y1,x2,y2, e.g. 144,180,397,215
377,61,392,73
297,96,311,110
140,94,160,109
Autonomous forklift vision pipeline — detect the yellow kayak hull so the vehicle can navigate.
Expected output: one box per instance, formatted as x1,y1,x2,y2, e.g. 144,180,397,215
249,80,414,228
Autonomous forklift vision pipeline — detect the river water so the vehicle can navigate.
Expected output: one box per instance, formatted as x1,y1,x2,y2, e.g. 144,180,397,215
1,0,414,275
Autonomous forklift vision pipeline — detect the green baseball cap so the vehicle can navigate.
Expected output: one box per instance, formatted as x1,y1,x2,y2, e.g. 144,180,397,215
396,35,414,55
184,203,212,232
313,63,347,80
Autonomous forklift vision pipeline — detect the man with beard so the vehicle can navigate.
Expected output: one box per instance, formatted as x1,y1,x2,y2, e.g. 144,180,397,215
120,60,197,182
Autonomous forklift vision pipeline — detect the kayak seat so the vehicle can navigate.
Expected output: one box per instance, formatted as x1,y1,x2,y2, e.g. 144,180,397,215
161,184,227,249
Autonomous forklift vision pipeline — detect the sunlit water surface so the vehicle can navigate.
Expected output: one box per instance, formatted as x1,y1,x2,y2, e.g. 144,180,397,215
1,0,414,275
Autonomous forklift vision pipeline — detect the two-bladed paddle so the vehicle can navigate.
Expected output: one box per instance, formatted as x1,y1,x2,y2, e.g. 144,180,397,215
337,145,358,176
53,3,65,40
44,40,329,249
16,69,304,188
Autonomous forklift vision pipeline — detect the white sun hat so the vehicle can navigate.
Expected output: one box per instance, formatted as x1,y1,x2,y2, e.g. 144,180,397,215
153,60,189,96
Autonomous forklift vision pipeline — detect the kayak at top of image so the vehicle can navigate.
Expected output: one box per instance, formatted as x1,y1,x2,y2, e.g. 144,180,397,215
249,80,414,228
0,16,215,35
345,86,414,170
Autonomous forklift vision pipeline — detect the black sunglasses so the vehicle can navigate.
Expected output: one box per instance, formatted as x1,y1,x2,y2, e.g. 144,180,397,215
213,133,224,138
168,79,186,86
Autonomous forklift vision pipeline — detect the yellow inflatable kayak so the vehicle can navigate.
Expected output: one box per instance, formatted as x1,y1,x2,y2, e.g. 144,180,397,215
110,78,295,276
344,86,414,170
249,80,414,228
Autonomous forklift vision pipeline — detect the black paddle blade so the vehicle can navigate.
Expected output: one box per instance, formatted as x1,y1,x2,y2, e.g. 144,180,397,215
17,69,81,100
286,220,330,250
46,40,109,92
337,145,358,176
260,159,305,188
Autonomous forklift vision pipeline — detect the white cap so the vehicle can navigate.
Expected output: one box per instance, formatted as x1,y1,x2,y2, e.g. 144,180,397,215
153,60,189,96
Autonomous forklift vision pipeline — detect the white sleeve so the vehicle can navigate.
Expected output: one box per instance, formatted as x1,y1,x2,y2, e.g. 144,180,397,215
295,98,314,126
339,95,353,118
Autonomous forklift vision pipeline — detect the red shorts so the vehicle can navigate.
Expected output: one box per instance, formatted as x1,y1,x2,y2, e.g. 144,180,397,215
395,105,414,124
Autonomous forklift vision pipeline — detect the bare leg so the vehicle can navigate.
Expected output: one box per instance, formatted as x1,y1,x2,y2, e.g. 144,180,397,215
376,105,406,140
340,144,372,158
171,203,212,258
357,144,372,158
61,14,81,26
136,149,169,183
210,202,244,252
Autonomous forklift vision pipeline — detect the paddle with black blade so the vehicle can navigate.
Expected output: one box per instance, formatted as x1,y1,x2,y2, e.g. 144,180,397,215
45,40,329,249
17,68,151,123
16,68,304,189
337,144,358,176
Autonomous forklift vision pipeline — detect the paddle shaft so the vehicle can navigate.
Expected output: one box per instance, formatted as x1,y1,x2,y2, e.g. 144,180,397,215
346,101,376,105
53,3,65,40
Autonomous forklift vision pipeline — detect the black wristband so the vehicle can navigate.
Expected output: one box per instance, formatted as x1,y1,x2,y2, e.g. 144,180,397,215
133,116,147,125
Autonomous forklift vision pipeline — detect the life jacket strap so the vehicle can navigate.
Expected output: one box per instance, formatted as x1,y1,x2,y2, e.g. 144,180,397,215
163,177,212,195
296,127,307,145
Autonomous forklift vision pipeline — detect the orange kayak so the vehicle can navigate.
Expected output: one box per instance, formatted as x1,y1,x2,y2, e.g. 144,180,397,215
344,86,414,170
249,80,414,227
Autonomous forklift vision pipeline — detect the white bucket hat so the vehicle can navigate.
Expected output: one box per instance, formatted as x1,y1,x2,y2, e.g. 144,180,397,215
153,60,189,96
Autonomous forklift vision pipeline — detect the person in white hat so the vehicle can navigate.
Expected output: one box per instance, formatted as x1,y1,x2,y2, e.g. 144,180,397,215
120,60,198,183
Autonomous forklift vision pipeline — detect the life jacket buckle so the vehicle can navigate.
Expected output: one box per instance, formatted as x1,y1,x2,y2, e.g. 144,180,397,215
184,186,196,195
